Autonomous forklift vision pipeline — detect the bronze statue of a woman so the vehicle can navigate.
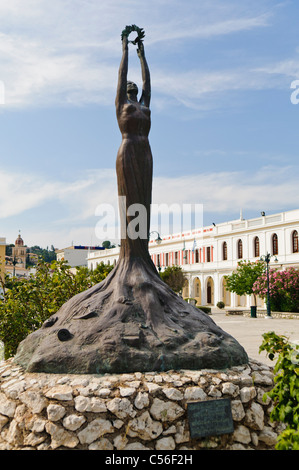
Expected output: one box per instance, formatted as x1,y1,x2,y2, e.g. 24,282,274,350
14,27,248,374
115,33,154,263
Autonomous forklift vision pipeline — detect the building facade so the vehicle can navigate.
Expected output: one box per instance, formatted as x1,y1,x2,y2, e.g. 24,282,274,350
12,233,26,269
56,245,105,268
5,232,28,278
87,209,299,309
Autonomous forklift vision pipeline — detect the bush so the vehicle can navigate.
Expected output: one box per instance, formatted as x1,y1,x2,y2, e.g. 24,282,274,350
197,306,211,314
259,331,299,450
217,301,225,309
0,260,113,359
253,267,299,313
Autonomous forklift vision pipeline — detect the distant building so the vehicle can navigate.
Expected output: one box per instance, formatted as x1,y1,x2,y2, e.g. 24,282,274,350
56,245,105,268
12,232,26,268
5,232,28,278
87,209,299,310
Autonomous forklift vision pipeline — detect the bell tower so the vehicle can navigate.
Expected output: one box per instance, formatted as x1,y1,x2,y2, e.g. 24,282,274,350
12,231,26,268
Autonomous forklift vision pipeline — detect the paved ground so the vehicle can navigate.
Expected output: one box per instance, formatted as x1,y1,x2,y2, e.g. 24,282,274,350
211,311,299,366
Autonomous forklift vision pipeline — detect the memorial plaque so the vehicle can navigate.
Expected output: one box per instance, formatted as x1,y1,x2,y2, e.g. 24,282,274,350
187,398,234,439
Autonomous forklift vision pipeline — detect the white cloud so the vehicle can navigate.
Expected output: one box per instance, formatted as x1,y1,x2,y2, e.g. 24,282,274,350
0,168,117,219
1,164,298,247
153,165,299,215
0,0,277,109
149,13,270,45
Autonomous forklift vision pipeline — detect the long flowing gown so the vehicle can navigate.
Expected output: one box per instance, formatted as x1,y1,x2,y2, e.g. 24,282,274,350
116,101,153,261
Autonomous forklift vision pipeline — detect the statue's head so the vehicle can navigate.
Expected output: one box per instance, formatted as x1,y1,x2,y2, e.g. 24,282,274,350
127,81,138,97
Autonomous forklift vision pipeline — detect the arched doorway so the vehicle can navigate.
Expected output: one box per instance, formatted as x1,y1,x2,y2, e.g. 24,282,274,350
193,277,201,305
206,277,214,305
182,279,189,299
221,277,231,306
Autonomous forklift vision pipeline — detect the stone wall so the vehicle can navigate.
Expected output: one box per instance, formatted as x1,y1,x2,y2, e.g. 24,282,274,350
0,357,284,450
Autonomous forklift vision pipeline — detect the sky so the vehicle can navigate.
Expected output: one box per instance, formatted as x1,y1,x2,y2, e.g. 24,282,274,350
1,0,299,249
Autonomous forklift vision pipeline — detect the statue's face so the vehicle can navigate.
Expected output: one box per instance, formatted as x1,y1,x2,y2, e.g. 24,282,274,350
127,81,138,96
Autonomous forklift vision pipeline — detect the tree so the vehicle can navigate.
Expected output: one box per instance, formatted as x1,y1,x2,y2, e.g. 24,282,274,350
253,267,299,313
28,245,57,264
102,240,116,249
0,260,113,358
225,260,265,306
160,265,187,293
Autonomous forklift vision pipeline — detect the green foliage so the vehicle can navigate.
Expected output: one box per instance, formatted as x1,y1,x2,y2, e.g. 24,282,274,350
160,265,187,293
225,260,265,305
253,267,299,313
102,240,116,249
121,24,145,44
197,306,211,314
217,301,225,309
259,331,299,450
27,245,57,264
0,260,113,359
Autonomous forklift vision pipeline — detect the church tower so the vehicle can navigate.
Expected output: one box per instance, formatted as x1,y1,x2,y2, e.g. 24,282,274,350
12,232,26,268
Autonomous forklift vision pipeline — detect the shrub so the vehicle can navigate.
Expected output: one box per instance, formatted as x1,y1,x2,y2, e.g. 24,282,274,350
253,267,299,313
217,301,225,309
197,306,211,314
259,331,299,450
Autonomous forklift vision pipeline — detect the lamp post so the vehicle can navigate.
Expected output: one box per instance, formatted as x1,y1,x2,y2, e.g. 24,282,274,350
149,231,162,272
6,256,22,278
149,231,162,244
260,252,278,318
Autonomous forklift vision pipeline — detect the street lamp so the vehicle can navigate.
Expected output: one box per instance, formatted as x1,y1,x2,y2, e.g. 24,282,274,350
149,231,162,272
260,252,278,318
6,256,23,278
149,231,162,244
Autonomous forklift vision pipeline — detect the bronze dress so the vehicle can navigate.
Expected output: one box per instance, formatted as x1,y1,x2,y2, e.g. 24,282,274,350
116,100,153,262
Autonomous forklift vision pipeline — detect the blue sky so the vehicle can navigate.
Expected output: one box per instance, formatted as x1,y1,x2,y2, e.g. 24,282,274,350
1,0,299,248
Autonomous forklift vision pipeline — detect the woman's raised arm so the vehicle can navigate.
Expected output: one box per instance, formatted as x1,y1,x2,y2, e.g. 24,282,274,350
115,36,129,114
137,42,151,108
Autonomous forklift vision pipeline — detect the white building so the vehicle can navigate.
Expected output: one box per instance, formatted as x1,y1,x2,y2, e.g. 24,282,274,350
87,209,299,310
56,245,105,268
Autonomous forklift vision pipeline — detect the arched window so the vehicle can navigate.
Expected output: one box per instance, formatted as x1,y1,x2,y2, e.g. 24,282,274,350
223,242,227,260
292,230,298,253
237,239,243,259
272,233,278,256
254,236,260,258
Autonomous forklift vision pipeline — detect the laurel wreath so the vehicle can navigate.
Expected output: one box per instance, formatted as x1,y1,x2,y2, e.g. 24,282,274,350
121,25,145,45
